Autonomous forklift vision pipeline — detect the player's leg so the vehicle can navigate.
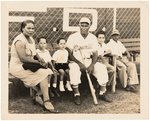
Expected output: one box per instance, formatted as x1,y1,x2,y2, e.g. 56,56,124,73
69,62,81,105
125,62,139,92
48,75,55,97
116,60,128,88
51,73,60,97
65,69,72,91
58,69,65,91
93,62,112,102
105,63,116,86
52,73,58,88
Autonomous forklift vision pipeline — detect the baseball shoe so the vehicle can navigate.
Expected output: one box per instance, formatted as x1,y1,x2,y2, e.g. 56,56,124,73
125,85,138,92
98,94,112,103
74,95,81,105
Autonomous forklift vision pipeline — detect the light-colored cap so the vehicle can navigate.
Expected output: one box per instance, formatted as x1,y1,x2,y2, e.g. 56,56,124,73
79,17,91,24
111,29,120,36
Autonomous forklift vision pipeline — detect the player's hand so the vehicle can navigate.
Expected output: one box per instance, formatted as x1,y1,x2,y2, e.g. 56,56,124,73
39,58,45,63
53,69,58,73
87,64,94,74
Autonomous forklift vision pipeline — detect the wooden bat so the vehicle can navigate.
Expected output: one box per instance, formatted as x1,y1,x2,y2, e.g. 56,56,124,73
112,56,117,93
79,49,98,105
85,70,98,105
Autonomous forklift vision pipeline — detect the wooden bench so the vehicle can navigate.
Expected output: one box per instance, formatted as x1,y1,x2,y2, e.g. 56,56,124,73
9,73,34,98
121,38,140,75
120,38,140,61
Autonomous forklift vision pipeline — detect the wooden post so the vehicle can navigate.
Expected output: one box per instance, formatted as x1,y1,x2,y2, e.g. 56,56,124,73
112,8,117,93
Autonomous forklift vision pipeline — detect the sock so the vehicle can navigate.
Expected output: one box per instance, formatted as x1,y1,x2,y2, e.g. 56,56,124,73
60,81,63,85
53,83,57,88
48,83,50,88
66,81,70,85
99,90,106,95
74,93,80,97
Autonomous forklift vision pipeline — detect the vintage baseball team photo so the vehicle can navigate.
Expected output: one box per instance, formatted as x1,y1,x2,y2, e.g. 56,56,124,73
1,1,149,120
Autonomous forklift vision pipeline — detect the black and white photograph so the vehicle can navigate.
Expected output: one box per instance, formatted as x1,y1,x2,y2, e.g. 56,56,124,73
1,1,149,120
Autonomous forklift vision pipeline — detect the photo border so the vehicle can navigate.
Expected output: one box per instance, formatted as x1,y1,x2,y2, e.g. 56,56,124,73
1,1,149,120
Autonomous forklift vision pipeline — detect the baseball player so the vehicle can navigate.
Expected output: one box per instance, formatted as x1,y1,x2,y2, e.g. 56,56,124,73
107,29,139,92
66,17,112,105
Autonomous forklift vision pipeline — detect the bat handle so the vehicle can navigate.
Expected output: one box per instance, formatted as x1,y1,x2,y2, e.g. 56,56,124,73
86,71,98,105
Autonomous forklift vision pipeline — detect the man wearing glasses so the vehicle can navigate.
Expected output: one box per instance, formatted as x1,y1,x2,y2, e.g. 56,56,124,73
66,17,112,105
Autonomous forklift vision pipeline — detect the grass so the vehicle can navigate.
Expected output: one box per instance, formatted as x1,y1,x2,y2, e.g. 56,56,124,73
9,83,140,114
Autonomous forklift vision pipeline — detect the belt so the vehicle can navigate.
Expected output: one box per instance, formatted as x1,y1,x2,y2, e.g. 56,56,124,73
83,58,91,59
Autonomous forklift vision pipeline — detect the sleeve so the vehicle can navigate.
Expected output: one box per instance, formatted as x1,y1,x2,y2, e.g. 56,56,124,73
106,42,111,50
46,51,52,62
120,42,126,53
106,41,116,55
52,51,58,61
105,43,111,51
91,36,99,53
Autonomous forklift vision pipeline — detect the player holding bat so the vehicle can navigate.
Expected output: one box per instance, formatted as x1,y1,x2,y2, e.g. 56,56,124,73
66,17,112,105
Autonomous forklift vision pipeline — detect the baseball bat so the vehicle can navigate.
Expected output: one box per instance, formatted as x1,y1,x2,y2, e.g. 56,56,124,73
79,50,98,105
112,56,116,93
85,70,98,105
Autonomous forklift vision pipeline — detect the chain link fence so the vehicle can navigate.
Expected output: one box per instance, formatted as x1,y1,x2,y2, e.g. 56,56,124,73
9,8,140,45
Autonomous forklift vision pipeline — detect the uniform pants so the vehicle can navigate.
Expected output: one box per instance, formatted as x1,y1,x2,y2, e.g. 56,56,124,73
69,60,108,86
116,60,139,88
100,57,115,86
104,63,115,85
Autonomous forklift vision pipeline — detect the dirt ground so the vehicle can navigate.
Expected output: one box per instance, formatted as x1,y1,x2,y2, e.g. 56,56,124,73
9,83,140,114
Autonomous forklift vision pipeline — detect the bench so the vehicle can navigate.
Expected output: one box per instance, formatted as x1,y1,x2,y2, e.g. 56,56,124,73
120,38,140,61
9,73,34,99
120,38,140,75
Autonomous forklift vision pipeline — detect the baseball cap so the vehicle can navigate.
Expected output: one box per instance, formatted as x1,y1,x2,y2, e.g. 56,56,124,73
111,29,120,36
79,17,91,25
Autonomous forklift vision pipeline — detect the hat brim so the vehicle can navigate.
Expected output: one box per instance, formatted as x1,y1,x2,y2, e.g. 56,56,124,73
111,33,120,36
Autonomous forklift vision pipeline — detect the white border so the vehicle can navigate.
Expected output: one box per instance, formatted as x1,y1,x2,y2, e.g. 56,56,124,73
8,16,35,22
1,1,149,120
63,8,97,31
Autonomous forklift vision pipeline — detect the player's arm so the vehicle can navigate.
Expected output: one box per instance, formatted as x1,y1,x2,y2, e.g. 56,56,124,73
66,47,86,71
91,51,98,65
87,51,98,74
123,50,131,58
15,40,39,64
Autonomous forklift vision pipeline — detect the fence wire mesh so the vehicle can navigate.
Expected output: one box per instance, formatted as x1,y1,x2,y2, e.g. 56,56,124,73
9,8,140,45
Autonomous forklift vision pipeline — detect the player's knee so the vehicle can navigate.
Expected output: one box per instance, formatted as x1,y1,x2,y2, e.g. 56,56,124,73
128,62,136,69
59,69,65,75
69,63,80,71
65,69,69,73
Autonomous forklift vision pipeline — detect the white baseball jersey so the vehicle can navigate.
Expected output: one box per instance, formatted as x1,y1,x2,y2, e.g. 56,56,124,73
97,43,110,56
66,31,98,60
107,39,126,57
